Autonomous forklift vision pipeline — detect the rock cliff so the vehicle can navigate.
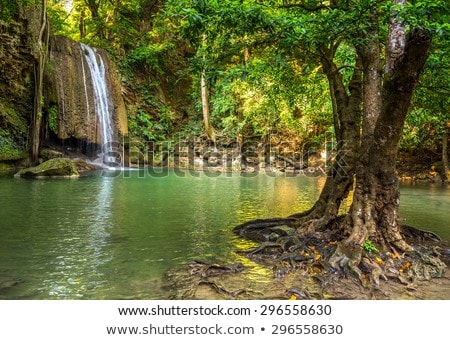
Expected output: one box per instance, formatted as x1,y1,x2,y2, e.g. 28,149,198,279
0,7,40,163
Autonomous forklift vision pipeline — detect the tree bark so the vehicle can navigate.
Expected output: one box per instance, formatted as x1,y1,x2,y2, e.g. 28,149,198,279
201,66,216,143
79,8,86,40
234,0,441,285
442,123,449,182
345,16,383,245
84,0,104,39
346,28,432,252
200,35,216,143
31,0,48,164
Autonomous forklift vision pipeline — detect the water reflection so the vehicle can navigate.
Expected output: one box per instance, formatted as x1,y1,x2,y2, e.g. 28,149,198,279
43,178,114,298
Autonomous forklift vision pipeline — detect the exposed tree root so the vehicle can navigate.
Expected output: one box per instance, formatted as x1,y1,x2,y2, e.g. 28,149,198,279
233,218,298,241
197,281,253,298
188,260,245,278
162,213,449,299
401,224,442,243
232,214,448,293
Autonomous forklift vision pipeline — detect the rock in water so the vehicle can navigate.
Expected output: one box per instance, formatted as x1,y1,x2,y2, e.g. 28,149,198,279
14,158,79,178
0,277,21,292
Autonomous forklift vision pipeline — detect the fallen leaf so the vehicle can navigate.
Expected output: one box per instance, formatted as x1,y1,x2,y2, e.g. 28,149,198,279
375,257,385,266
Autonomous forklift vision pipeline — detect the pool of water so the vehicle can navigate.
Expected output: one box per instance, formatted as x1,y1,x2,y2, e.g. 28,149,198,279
0,170,448,299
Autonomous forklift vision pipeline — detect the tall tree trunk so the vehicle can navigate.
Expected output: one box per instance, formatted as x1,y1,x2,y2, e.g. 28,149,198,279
346,15,383,245
79,8,86,40
345,28,432,253
200,35,216,143
442,123,449,182
84,0,104,39
201,66,216,143
31,0,48,164
290,44,362,233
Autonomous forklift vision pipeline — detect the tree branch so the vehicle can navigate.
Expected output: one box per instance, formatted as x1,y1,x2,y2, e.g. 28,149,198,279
417,85,450,95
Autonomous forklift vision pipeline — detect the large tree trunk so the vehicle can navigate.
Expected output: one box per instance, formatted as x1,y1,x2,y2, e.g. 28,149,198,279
345,28,432,253
443,123,449,182
235,42,363,238
343,16,383,245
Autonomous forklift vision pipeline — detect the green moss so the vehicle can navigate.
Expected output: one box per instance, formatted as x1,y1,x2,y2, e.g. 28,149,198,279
0,101,28,160
15,158,79,178
0,101,27,135
0,130,27,160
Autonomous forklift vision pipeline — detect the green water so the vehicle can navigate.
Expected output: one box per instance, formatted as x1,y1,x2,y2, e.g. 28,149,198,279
0,170,448,299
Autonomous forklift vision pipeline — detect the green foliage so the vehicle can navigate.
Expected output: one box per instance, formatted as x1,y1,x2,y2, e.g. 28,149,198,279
0,103,27,160
46,1,71,34
0,131,27,161
124,40,175,75
164,0,337,143
48,105,58,134
363,240,379,254
400,0,450,36
1,0,40,21
402,35,450,151
128,106,175,142
0,0,21,20
0,90,28,160
41,0,449,151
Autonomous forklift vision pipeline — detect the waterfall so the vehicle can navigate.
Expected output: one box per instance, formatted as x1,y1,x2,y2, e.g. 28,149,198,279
80,43,115,164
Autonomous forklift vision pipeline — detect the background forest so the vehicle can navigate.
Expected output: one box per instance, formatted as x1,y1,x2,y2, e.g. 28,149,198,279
0,0,449,181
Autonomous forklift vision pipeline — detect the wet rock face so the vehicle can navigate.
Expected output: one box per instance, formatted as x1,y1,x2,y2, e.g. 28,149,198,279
0,18,36,116
0,9,40,162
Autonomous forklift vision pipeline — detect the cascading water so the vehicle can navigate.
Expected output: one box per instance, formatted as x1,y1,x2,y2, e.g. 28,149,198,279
80,43,116,166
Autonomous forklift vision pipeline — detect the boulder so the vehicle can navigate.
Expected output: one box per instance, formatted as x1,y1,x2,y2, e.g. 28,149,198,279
15,158,79,178
40,148,63,161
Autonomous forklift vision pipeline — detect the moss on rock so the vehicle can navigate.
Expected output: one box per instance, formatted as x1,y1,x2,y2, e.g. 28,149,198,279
15,158,79,178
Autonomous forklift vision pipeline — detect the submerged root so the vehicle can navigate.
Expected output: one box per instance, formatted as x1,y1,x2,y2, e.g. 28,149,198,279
197,281,253,298
233,217,298,242
239,242,285,257
188,260,245,278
